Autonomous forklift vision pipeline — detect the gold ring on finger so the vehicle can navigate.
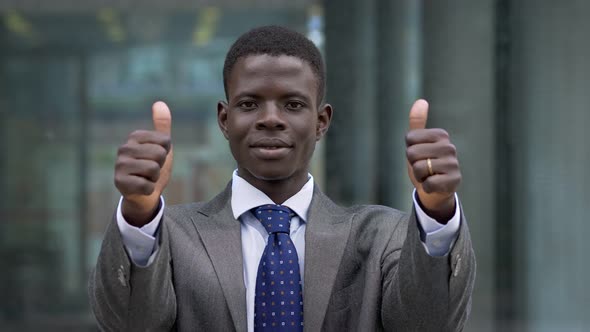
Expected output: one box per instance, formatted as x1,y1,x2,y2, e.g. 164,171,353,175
427,158,434,176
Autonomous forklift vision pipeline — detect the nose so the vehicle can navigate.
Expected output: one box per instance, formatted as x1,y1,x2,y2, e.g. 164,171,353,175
255,102,286,130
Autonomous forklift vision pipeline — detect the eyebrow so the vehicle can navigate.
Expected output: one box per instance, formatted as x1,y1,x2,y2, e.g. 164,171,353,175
281,93,312,104
232,92,262,100
231,91,312,104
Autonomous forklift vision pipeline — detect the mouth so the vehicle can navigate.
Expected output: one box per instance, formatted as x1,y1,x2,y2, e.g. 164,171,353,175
253,146,284,149
250,138,292,148
250,138,293,159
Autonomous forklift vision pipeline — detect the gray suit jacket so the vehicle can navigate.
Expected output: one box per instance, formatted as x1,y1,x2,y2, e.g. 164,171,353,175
89,185,475,331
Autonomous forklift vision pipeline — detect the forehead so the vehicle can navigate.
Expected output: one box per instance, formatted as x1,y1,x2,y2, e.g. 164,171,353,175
226,54,318,99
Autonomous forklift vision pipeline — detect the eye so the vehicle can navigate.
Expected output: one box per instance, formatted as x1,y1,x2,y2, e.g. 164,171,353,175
285,101,305,111
238,100,257,110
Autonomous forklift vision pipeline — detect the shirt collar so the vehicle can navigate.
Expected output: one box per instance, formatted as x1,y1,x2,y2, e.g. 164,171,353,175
230,169,314,222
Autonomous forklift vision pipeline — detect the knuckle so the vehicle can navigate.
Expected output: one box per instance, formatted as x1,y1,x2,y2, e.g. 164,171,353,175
129,129,151,142
443,157,460,173
114,175,131,194
156,150,168,166
436,176,458,193
406,146,417,161
156,144,168,157
158,147,170,159
162,135,172,147
117,144,126,156
405,131,417,145
114,157,128,171
147,160,161,172
117,143,133,156
148,162,161,178
159,135,172,152
444,143,457,156
113,173,123,186
140,181,155,195
128,130,142,140
436,128,450,139
412,159,422,171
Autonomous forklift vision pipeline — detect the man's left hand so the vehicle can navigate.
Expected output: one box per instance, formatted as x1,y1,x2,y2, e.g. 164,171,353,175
406,99,461,223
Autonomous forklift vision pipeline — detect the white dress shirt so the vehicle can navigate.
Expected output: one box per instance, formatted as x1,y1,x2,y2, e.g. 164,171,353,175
116,170,461,332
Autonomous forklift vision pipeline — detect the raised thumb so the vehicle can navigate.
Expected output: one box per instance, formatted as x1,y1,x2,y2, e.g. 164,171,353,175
152,101,172,135
409,99,429,130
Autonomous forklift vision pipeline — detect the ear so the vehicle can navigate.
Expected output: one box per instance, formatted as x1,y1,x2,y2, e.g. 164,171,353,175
316,103,333,141
217,101,230,140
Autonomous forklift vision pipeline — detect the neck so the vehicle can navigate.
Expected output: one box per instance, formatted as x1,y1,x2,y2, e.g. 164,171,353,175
237,168,308,204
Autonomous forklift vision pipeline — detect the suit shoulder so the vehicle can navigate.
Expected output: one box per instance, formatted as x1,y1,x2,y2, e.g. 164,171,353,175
341,204,411,258
346,204,409,228
164,202,206,222
315,190,408,226
314,190,407,221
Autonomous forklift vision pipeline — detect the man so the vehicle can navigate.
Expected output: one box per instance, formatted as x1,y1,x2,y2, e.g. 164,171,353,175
89,26,475,331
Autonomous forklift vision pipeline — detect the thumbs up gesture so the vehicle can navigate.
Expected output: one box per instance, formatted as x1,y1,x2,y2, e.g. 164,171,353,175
115,101,174,227
406,99,461,222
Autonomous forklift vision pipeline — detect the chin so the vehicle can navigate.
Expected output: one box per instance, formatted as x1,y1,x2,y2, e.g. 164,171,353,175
251,168,292,182
240,161,297,182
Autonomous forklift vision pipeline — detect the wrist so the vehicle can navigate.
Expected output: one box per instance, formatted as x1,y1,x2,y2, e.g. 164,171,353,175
416,192,455,224
122,197,160,227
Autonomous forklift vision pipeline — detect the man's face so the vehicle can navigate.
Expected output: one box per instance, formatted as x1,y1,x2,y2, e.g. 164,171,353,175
218,54,331,190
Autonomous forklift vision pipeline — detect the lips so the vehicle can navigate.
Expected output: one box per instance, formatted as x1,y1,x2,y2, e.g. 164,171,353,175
250,138,293,159
251,138,291,148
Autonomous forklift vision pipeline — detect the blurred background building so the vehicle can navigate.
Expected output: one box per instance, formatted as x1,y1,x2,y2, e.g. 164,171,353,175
0,0,588,331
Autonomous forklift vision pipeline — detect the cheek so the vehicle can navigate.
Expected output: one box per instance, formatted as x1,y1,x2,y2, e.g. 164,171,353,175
226,130,246,157
298,132,318,157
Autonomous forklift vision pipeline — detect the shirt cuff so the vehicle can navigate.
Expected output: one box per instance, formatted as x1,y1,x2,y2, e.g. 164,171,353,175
412,189,461,257
116,196,165,266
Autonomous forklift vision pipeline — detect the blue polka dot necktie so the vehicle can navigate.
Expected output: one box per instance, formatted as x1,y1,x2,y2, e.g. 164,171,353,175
253,204,303,331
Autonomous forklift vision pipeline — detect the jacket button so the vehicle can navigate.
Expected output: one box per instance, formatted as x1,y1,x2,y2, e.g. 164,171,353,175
118,265,127,287
453,256,462,277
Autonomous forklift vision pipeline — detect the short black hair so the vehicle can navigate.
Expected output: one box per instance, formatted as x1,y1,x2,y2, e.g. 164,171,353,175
223,25,326,104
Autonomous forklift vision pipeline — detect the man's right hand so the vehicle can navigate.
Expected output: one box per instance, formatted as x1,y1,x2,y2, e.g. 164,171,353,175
114,101,173,227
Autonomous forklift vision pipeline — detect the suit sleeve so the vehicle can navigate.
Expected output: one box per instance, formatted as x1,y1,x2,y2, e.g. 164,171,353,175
88,213,177,332
380,205,476,331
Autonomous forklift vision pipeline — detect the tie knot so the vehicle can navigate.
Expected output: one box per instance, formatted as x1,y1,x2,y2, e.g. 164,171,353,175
253,204,294,234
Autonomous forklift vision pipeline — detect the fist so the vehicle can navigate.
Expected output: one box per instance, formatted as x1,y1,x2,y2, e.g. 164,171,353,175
114,101,174,226
406,99,461,222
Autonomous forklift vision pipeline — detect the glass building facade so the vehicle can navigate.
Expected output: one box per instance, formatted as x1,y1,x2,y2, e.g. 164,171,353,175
0,0,588,331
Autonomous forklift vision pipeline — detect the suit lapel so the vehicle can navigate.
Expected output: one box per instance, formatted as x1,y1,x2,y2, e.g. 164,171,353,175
303,186,352,331
188,183,351,331
190,185,247,332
